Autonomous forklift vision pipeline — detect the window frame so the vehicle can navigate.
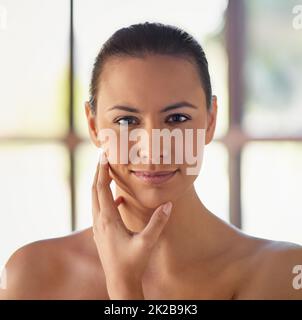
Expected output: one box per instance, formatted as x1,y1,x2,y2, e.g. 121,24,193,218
2,0,301,232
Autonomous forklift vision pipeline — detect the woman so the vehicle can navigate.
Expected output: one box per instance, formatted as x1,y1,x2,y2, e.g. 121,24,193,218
1,22,302,300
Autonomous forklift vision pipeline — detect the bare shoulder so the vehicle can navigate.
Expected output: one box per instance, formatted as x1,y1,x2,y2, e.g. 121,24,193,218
0,237,68,299
0,228,106,300
235,235,302,300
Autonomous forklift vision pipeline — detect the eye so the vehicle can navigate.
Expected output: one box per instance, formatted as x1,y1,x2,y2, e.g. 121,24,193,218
114,116,140,126
166,114,191,124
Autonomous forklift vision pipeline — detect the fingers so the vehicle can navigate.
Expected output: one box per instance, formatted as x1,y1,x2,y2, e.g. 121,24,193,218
97,152,124,225
98,153,115,209
139,202,172,248
92,162,100,223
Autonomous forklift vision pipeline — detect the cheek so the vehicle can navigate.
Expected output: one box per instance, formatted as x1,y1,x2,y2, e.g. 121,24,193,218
104,134,135,164
181,128,206,176
107,163,136,198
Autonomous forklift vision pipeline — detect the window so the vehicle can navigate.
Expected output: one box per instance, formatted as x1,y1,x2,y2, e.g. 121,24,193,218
225,0,302,243
240,0,302,243
0,0,71,266
1,0,301,267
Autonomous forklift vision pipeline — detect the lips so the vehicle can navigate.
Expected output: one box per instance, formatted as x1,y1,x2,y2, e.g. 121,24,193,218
130,170,178,184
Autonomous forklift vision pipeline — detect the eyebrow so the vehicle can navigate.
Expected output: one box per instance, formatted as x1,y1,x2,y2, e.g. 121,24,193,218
107,101,198,113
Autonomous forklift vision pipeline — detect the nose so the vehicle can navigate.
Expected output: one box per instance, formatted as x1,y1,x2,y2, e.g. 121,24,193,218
138,145,169,164
137,123,170,165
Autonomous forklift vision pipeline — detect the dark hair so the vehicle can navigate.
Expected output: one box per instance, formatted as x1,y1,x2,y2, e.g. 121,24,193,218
88,22,212,115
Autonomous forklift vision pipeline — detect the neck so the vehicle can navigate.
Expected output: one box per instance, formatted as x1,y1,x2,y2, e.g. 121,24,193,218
115,184,215,273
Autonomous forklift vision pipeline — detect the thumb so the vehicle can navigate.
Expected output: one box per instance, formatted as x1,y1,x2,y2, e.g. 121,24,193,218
139,202,172,248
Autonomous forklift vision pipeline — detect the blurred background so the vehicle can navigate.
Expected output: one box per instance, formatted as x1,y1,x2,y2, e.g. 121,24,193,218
0,0,302,267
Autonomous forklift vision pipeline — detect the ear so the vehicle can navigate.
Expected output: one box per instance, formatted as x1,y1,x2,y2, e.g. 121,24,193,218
205,95,218,145
85,101,101,148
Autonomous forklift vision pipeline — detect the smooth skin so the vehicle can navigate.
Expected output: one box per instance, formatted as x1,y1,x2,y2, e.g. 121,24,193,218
92,152,173,299
1,54,302,300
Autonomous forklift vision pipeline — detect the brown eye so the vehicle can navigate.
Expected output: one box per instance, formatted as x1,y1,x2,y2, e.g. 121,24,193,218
115,116,139,126
166,114,190,123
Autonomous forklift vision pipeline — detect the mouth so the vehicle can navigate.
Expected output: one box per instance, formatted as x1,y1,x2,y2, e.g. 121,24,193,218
129,169,179,185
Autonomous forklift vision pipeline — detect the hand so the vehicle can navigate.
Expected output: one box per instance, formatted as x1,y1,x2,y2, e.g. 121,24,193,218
92,152,172,299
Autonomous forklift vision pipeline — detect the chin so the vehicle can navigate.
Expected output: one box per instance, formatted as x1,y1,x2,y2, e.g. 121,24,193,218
131,188,178,209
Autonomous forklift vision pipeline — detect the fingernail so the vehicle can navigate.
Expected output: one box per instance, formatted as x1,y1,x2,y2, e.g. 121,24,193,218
162,202,172,215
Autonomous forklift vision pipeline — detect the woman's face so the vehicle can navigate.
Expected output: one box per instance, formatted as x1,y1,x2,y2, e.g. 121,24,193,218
86,54,217,209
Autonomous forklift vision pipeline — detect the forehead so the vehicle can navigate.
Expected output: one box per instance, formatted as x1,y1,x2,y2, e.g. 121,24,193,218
98,54,206,110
